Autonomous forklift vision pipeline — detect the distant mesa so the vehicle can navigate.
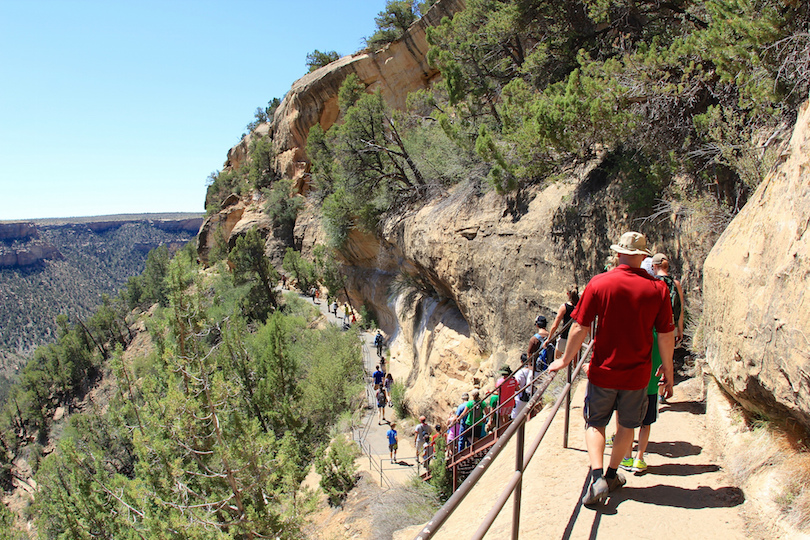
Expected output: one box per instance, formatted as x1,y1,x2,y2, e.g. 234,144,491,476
0,243,64,268
0,213,204,269
0,222,39,241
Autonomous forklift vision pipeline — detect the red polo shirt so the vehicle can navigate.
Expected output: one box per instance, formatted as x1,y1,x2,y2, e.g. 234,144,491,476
573,264,674,390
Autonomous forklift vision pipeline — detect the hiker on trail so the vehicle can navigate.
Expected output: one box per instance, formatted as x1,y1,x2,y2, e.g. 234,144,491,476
485,387,499,432
446,409,460,449
545,286,579,360
374,331,384,357
414,416,431,464
461,390,486,446
527,315,551,363
343,304,351,323
528,315,554,372
652,252,685,345
314,288,320,304
620,345,663,474
376,385,388,425
454,392,470,451
387,423,398,463
496,365,518,427
618,251,685,471
548,231,675,507
331,300,338,316
384,373,393,405
424,424,441,466
372,365,385,389
511,353,533,420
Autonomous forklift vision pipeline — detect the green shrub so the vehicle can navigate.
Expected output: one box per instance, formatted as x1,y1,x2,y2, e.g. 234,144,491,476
358,303,378,330
428,436,452,501
390,381,408,419
315,435,360,506
306,49,340,72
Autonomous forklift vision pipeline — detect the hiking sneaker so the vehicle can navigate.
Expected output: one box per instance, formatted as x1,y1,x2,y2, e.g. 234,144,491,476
619,457,635,471
606,471,626,492
605,434,614,447
582,477,609,506
633,458,647,473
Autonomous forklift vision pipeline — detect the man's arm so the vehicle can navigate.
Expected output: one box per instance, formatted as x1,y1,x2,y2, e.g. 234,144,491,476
547,321,589,372
657,331,675,399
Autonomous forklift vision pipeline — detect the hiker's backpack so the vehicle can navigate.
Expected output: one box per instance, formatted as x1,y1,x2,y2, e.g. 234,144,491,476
464,402,484,427
659,275,681,326
536,345,554,371
374,333,382,345
533,334,554,371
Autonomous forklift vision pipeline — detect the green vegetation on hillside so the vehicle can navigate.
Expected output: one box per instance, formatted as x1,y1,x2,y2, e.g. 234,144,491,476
304,0,808,251
0,222,199,378
366,0,438,49
1,237,365,537
306,49,340,72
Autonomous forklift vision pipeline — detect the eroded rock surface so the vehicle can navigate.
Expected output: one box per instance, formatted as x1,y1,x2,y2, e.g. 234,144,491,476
222,0,465,188
703,101,810,430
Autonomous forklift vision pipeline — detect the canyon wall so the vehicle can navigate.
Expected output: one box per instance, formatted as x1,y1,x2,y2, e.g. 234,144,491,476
222,0,465,191
702,101,810,430
201,0,810,429
291,165,697,419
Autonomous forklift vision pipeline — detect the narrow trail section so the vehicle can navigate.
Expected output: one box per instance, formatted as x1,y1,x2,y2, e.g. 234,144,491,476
301,290,751,539
397,377,753,540
300,290,419,488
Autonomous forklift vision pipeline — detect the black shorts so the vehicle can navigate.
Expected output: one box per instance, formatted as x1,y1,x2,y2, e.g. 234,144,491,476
642,393,658,426
583,382,648,429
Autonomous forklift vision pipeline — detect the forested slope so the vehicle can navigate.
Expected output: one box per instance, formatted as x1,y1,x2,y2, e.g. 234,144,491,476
0,217,201,382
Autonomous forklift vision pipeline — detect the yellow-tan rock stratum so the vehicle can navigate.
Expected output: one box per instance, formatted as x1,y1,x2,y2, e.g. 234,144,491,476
703,100,810,431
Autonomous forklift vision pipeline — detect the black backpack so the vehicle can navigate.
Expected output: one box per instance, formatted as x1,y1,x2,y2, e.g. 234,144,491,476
659,275,681,325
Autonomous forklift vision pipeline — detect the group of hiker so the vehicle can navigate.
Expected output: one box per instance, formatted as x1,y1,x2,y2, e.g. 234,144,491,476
403,231,685,506
370,230,685,509
547,231,683,507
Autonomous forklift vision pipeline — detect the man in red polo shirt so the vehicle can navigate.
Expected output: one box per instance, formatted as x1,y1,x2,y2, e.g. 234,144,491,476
548,231,675,507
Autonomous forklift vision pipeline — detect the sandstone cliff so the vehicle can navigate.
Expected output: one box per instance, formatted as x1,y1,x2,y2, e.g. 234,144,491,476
0,244,64,268
222,0,465,190
702,101,810,430
291,163,705,419
0,222,38,242
199,0,723,419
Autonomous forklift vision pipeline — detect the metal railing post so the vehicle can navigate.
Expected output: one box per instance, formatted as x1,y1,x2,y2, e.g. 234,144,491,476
563,356,573,449
511,421,525,540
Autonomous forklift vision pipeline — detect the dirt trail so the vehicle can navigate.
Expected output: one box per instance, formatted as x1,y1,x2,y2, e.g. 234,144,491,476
396,376,755,540
299,289,421,488
302,291,754,539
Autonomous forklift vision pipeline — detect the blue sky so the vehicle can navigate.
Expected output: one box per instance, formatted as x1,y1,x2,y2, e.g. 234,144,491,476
0,0,385,220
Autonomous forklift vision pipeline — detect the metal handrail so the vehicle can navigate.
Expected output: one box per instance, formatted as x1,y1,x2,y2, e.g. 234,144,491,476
444,319,574,470
414,329,594,540
352,330,395,489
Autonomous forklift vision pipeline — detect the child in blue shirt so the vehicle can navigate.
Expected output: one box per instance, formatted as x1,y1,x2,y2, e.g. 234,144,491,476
387,423,398,463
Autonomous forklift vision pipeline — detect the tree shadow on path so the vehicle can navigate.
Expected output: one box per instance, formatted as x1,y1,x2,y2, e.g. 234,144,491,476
607,484,745,509
643,463,720,476
561,472,744,540
660,400,706,414
645,440,703,458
